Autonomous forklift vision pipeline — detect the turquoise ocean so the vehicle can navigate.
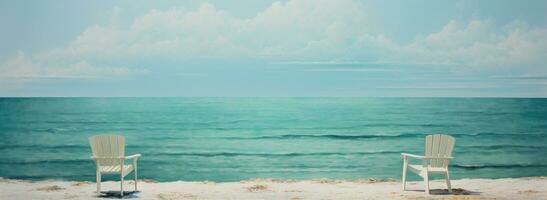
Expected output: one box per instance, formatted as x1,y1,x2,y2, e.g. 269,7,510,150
0,97,546,182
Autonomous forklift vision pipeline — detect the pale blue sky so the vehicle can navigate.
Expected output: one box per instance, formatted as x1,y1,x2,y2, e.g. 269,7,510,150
1,0,546,97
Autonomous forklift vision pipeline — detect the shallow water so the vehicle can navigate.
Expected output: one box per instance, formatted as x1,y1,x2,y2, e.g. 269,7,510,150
0,97,546,181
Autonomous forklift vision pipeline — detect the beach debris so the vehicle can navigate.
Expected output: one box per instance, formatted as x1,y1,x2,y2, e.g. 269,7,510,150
71,181,92,186
405,195,490,200
518,190,541,194
246,184,269,192
312,178,341,184
353,178,368,184
0,177,32,184
36,185,64,192
269,178,297,183
360,178,396,183
284,189,303,193
242,178,297,184
440,196,493,200
0,177,12,183
142,179,158,183
290,197,304,200
521,176,547,181
157,192,198,200
451,188,473,195
202,180,216,184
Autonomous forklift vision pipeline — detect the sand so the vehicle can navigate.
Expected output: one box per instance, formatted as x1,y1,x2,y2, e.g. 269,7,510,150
1,177,546,199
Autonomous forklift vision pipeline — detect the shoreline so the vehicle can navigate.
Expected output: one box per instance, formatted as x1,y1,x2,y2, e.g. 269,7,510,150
1,176,546,199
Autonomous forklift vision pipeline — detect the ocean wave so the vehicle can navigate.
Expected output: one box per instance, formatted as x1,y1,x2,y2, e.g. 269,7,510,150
200,123,457,130
461,144,546,150
464,132,546,138
223,134,418,140
0,151,404,164
0,159,91,165
3,174,95,181
218,132,546,140
0,119,253,127
1,123,459,132
148,151,403,157
431,111,518,116
0,144,88,150
453,164,547,170
185,168,367,173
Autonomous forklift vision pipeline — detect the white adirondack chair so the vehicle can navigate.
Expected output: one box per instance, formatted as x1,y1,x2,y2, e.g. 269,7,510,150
401,134,455,194
89,135,141,197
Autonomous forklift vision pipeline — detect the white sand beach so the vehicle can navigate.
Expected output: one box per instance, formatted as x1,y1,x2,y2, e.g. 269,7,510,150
1,177,546,200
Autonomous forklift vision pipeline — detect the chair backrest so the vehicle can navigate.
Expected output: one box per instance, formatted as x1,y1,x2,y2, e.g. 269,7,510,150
425,134,455,168
89,135,125,166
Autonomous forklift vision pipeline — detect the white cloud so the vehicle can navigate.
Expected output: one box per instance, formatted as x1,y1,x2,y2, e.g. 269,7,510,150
490,75,547,80
302,68,399,72
0,52,146,80
36,0,370,62
3,0,547,80
402,20,547,71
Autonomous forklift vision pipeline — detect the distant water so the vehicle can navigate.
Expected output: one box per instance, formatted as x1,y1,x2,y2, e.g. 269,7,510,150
0,97,546,182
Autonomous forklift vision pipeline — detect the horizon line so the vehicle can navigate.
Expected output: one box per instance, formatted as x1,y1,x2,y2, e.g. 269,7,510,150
1,96,546,99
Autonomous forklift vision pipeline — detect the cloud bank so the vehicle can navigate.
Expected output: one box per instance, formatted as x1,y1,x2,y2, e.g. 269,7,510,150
0,52,146,80
2,0,547,80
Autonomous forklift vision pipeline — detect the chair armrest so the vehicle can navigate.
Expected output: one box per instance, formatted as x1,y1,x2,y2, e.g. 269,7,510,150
401,153,453,160
401,153,424,159
125,154,141,160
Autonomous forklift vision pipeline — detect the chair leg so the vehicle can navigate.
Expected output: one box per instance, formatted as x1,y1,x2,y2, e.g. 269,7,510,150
424,172,430,194
402,159,408,190
120,174,124,198
96,171,101,194
134,169,138,191
445,171,452,193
